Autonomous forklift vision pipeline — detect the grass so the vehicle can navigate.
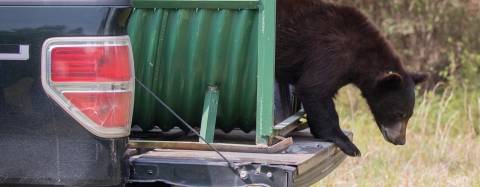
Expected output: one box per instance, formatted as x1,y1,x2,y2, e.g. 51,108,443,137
313,84,480,187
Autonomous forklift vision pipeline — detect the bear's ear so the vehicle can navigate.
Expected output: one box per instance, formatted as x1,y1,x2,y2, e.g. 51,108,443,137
410,72,428,85
376,71,404,90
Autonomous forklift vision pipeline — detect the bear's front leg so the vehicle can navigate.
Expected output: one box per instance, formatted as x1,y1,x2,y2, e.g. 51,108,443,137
301,97,361,157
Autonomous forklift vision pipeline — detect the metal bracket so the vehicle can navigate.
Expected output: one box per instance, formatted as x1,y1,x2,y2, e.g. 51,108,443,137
199,86,219,143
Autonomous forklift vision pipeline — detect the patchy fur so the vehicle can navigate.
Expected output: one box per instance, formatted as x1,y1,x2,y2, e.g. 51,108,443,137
276,0,427,156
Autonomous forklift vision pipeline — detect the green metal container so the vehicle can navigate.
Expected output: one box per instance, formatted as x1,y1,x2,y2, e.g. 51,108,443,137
128,0,275,144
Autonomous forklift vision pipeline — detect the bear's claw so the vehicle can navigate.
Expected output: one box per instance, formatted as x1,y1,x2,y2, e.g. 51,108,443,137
312,132,362,157
333,138,361,157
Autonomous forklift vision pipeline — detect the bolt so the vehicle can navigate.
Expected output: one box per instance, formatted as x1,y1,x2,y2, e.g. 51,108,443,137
239,170,248,179
266,172,273,178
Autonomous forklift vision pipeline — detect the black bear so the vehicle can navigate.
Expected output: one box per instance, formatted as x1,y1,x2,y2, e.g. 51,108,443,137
276,0,427,156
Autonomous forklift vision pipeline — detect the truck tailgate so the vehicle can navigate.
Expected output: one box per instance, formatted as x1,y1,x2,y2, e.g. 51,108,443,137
128,130,349,187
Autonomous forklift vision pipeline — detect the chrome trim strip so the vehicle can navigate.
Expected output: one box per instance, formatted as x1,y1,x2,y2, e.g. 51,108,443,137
0,45,29,61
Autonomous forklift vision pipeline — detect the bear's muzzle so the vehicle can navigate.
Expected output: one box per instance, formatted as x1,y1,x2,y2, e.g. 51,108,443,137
380,121,407,145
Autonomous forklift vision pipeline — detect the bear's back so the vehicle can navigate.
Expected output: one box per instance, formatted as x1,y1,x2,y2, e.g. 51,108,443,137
276,0,373,83
275,0,402,88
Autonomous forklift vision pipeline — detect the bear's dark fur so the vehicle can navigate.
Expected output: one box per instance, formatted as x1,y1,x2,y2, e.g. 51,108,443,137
276,0,427,156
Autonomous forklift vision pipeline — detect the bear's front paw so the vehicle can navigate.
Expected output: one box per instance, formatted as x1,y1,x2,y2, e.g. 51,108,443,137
333,138,361,157
310,129,362,157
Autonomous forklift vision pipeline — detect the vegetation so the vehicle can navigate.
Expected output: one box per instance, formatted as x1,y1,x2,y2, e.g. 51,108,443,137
327,0,480,88
314,0,480,186
315,85,480,186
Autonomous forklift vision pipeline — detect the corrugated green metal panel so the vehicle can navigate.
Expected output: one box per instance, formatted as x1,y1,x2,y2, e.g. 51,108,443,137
128,8,259,132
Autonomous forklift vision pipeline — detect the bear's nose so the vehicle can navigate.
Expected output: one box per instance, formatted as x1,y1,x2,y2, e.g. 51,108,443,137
381,121,406,145
390,134,406,145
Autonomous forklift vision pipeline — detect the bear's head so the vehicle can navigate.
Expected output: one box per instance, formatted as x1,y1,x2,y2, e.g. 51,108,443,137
365,72,427,145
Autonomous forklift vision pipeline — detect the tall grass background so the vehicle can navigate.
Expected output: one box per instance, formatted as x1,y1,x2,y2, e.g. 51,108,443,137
314,0,480,186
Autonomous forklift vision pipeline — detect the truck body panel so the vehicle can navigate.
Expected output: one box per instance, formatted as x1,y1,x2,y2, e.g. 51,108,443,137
0,5,130,186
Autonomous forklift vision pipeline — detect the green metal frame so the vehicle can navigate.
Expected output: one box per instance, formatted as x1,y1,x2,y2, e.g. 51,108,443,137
255,0,275,145
132,0,259,9
131,0,276,145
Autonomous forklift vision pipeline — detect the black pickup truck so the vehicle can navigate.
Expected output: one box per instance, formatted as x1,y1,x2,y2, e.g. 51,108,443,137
0,1,348,186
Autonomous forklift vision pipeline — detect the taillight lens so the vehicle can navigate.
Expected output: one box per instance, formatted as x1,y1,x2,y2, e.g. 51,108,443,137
51,46,131,82
42,36,134,138
63,92,132,128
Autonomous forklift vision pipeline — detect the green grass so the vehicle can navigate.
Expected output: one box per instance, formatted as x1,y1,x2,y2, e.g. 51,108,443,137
313,85,480,187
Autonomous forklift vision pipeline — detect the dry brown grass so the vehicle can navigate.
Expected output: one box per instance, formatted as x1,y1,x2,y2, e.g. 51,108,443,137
313,85,480,187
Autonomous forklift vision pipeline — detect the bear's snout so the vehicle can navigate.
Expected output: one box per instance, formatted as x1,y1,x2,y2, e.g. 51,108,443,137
380,121,407,145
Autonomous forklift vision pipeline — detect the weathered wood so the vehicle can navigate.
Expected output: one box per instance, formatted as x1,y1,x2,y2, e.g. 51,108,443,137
128,136,293,153
273,110,308,137
134,144,344,172
131,133,347,180
134,149,311,165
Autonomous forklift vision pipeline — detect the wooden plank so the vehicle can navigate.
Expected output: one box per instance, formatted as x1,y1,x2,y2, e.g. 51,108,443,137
128,137,293,153
131,134,347,168
134,149,312,165
273,110,306,137
133,140,343,171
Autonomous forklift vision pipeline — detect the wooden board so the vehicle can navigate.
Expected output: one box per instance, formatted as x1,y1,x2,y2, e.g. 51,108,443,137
128,136,293,153
273,110,308,137
134,149,312,165
131,130,352,176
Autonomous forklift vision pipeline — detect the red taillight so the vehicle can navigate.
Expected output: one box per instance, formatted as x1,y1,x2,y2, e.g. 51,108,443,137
42,36,134,138
64,92,132,128
51,46,131,82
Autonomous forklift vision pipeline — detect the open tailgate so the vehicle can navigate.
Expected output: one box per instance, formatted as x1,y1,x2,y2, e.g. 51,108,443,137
127,130,349,187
